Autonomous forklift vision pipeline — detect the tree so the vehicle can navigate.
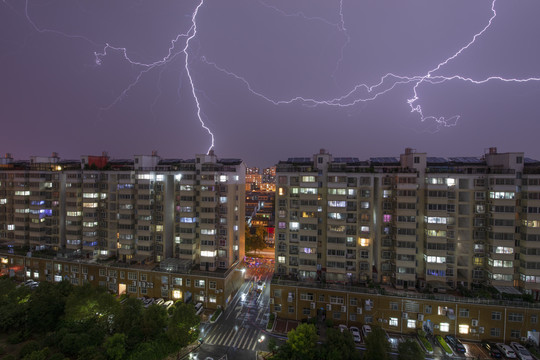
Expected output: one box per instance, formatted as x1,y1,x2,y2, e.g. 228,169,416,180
166,302,200,347
398,339,425,360
245,225,267,255
363,326,391,360
105,333,126,360
141,304,168,341
267,337,277,354
274,323,318,360
323,328,361,360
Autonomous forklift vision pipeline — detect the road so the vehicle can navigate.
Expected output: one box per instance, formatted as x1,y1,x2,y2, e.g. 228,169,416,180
189,257,278,360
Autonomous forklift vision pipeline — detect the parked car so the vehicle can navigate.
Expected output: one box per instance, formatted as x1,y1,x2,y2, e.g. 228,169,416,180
349,326,361,343
154,298,165,306
496,343,517,359
338,324,348,333
195,302,204,315
481,341,502,358
163,300,174,309
362,325,372,340
510,342,533,360
445,335,466,353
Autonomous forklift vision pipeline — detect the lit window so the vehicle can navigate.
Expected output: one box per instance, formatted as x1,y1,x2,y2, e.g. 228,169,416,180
359,238,369,247
219,175,228,182
389,317,398,327
459,324,469,334
278,256,286,264
172,290,182,299
201,250,217,257
440,323,450,332
407,319,416,329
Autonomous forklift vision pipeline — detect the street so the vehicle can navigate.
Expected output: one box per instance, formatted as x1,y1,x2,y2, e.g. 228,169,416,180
189,257,279,360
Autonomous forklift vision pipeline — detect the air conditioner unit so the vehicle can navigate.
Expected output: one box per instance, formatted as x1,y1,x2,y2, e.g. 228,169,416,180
326,304,332,311
378,318,383,322
270,298,274,304
472,319,478,327
311,302,316,309
470,329,477,334
434,324,439,329
521,337,528,343
341,306,346,313
357,307,362,315
418,314,424,321
162,284,168,290
132,281,136,286
402,312,408,319
106,276,110,282
112,278,117,284
148,282,153,288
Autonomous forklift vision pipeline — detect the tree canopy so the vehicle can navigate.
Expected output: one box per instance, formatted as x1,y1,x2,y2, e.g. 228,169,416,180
363,325,391,360
0,277,201,360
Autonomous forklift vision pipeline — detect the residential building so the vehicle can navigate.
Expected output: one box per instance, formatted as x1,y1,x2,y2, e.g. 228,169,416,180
0,151,246,308
272,148,540,340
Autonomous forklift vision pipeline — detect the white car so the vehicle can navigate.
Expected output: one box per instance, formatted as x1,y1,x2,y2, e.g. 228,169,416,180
338,324,348,333
163,300,174,309
362,325,372,340
154,298,165,306
349,326,361,343
496,343,517,359
510,342,533,360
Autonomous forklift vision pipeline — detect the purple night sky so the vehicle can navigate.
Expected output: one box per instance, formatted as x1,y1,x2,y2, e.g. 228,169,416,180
1,0,539,167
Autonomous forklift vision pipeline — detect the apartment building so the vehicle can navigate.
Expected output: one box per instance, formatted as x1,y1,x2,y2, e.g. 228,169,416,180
0,151,246,306
272,148,540,339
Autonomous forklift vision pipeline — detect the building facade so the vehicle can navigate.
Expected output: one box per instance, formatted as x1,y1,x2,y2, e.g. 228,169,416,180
0,151,246,307
272,148,540,340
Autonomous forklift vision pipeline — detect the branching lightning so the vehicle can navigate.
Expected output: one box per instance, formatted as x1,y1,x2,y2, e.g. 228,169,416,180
203,0,540,130
10,0,540,152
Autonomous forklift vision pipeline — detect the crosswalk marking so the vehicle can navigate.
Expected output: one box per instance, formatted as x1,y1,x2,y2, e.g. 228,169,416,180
205,326,260,350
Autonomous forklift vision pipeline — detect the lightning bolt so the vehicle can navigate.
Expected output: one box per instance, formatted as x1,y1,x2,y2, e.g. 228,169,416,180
10,0,540,150
18,0,215,154
203,0,540,130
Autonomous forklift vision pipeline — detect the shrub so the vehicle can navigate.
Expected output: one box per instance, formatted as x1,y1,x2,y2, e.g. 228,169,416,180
210,308,222,322
417,331,433,353
435,335,452,355
19,340,41,359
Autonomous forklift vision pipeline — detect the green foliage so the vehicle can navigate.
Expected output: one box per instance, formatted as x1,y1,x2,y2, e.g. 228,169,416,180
7,330,27,344
266,313,275,330
435,335,452,355
19,340,41,359
416,330,433,353
323,328,361,360
78,346,107,360
285,323,318,360
105,333,126,360
363,326,390,360
48,353,66,360
3,354,16,360
210,308,222,322
26,281,72,333
166,302,200,347
64,283,118,325
141,305,168,341
398,339,425,360
22,347,50,360
267,337,277,353
0,278,199,360
245,225,267,253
